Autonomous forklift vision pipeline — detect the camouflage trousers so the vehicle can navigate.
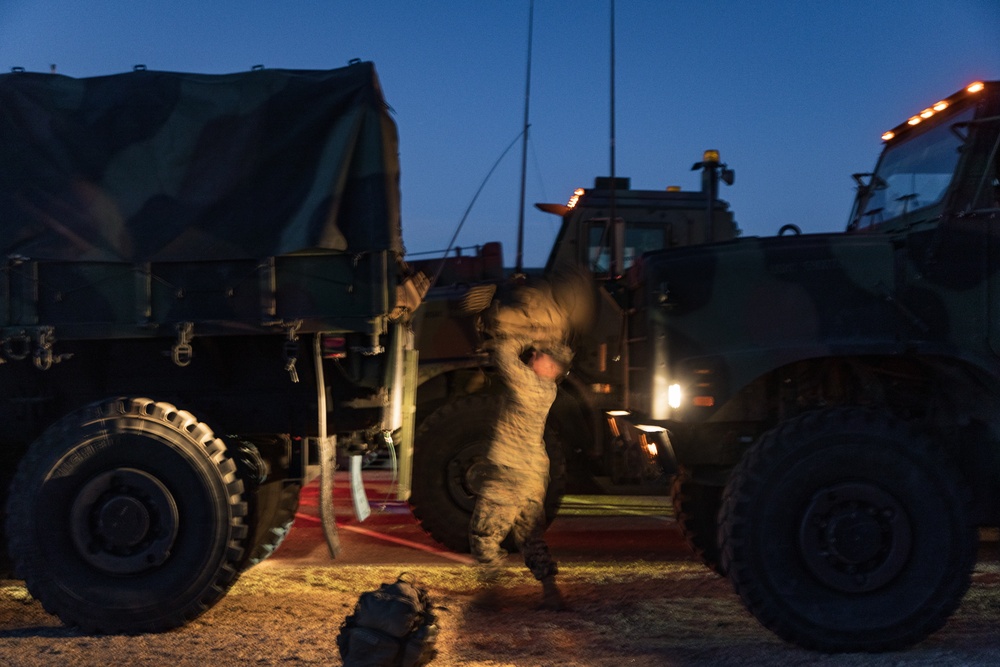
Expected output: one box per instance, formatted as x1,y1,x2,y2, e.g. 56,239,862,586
469,464,557,581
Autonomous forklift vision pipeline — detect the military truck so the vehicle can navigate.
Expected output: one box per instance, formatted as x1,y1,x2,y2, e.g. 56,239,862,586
609,80,1000,651
404,160,738,552
0,61,419,633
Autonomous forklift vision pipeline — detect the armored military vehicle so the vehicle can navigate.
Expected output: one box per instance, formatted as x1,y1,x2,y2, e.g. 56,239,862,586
404,159,738,552
611,80,1000,651
0,61,419,633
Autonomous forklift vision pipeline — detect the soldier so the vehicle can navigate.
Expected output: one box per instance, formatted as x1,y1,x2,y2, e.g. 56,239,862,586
470,280,575,611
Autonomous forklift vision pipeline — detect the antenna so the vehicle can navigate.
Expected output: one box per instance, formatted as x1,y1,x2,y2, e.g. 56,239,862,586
609,0,618,275
515,0,534,275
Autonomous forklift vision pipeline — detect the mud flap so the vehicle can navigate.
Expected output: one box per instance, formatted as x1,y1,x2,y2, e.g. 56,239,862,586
350,454,372,522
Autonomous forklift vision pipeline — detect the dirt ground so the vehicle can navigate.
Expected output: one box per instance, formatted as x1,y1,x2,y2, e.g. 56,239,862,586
0,544,999,667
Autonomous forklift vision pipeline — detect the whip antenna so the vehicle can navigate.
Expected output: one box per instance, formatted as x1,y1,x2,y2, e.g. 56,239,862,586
515,0,535,275
609,0,617,274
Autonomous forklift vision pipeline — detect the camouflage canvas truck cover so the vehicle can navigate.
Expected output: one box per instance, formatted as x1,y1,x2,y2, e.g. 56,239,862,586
0,61,415,632
611,81,1000,652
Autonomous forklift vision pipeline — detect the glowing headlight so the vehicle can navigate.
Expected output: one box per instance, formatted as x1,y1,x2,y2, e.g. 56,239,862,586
667,383,683,409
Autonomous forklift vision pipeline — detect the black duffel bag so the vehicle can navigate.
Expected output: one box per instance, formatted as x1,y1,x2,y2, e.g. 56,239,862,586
337,573,438,667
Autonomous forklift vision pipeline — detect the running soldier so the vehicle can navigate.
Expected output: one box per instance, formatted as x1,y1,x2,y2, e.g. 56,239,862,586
469,279,576,611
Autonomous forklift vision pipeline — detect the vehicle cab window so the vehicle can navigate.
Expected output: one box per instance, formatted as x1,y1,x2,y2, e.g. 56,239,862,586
589,221,668,272
851,106,975,229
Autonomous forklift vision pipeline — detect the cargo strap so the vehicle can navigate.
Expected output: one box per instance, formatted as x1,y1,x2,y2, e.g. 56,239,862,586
313,333,341,558
318,432,341,558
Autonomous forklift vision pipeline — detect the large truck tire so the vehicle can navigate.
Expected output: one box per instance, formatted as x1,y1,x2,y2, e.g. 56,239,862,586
409,393,566,553
0,469,13,578
718,408,976,652
241,480,301,569
232,436,301,570
5,397,249,633
670,470,724,575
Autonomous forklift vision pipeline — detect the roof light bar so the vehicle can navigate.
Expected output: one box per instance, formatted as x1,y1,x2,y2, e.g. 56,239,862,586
881,81,987,142
566,188,585,209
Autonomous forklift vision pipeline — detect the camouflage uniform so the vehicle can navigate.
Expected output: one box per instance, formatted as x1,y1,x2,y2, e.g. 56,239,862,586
469,335,570,582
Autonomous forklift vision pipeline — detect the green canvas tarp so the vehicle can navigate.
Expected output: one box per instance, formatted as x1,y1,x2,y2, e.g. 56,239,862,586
0,61,401,262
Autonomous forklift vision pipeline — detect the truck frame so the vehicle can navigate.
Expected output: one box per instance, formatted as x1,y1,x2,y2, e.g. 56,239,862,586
0,61,418,633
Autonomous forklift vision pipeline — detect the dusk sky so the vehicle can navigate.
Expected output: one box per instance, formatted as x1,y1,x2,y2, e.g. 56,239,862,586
2,1,998,267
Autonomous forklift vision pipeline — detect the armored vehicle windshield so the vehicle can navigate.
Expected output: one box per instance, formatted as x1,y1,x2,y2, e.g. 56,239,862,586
848,81,995,233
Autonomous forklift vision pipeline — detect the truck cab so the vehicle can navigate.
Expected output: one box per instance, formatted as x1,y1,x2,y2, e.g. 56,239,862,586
405,161,738,553
411,168,739,420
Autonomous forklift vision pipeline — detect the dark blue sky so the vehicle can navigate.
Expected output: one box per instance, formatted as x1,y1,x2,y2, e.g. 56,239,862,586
2,1,998,267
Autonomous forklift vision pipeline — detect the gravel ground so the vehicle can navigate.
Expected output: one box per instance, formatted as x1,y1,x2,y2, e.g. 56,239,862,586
1,546,999,667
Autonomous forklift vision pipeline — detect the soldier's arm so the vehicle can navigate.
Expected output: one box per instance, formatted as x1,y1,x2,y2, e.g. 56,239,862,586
492,336,534,384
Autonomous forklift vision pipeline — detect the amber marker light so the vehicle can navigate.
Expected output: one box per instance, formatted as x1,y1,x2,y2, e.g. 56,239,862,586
605,410,630,437
635,424,665,458
566,188,585,209
881,81,985,142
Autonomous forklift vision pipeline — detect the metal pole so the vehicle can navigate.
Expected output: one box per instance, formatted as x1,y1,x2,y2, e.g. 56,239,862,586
609,0,618,275
515,0,534,275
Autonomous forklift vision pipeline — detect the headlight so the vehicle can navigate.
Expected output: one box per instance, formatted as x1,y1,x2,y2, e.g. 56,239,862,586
667,383,683,410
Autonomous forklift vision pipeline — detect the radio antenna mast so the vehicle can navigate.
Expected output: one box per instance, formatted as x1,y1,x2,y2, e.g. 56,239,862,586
609,0,618,275
515,0,534,275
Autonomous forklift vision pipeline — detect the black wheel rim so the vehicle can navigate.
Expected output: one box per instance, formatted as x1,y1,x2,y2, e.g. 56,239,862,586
798,481,911,593
70,467,179,575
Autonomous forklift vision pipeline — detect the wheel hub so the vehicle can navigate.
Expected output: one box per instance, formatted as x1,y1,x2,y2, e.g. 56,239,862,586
97,495,151,547
825,509,885,563
71,468,179,574
799,481,911,592
445,444,489,513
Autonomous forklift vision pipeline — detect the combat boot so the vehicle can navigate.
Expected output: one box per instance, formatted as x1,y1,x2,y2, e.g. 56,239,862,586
539,575,565,611
472,566,504,610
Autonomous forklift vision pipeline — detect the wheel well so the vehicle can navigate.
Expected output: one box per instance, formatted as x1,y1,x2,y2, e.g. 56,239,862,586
722,354,1000,524
722,354,998,426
